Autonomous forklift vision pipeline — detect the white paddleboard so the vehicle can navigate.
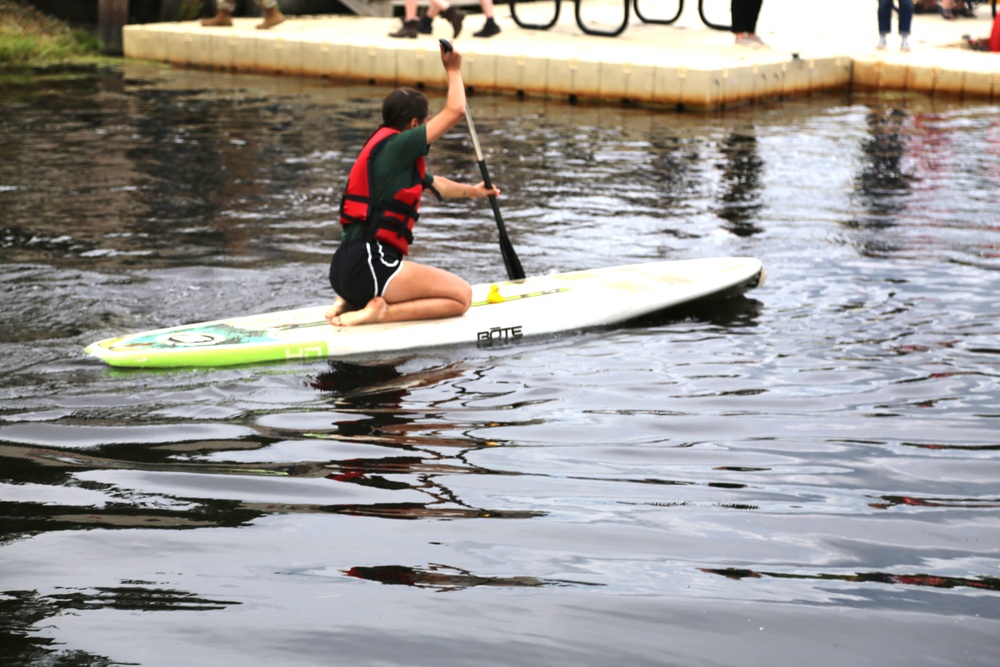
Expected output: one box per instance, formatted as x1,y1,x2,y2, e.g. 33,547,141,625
85,257,764,368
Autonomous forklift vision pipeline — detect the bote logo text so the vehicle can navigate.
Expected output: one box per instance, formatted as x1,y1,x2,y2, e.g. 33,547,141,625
477,326,523,346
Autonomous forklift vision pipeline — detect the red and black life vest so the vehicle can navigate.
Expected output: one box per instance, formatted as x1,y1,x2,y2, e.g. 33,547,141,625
339,127,430,255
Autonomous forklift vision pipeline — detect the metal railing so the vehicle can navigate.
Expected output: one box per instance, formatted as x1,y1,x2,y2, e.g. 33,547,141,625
508,0,731,38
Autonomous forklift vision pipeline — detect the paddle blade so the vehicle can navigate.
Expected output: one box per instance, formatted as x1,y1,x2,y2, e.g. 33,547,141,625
485,189,525,280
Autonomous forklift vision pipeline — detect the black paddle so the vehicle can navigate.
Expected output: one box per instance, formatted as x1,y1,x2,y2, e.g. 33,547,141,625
440,38,525,281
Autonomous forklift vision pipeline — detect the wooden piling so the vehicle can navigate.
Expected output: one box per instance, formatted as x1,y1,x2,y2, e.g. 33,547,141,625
98,0,130,55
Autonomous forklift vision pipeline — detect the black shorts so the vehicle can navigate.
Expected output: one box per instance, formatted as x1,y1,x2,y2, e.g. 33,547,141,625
328,240,403,307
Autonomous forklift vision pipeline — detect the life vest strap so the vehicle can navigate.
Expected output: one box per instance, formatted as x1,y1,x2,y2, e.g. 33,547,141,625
364,207,414,245
425,181,443,202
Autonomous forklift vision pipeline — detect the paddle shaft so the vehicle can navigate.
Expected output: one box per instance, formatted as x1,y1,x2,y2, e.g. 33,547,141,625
440,39,525,280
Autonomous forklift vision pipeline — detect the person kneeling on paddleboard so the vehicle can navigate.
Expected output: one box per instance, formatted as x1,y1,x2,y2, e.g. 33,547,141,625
326,43,499,327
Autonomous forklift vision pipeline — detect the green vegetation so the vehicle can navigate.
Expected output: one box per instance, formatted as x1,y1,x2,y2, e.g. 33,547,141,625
177,1,206,22
0,0,103,67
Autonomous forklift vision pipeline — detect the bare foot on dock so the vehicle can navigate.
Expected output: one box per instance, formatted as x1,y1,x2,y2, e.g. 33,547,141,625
327,297,388,327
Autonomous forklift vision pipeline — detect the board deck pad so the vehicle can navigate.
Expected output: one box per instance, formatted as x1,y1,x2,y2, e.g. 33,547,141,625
85,257,764,368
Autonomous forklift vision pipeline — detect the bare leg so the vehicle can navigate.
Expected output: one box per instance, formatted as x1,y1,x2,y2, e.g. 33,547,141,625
426,0,451,19
380,261,471,321
426,0,463,37
328,261,471,327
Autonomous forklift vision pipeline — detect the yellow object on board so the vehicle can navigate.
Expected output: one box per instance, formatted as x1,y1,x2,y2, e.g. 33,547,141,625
487,284,504,303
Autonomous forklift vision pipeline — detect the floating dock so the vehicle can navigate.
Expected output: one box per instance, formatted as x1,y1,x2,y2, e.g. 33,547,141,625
123,0,1000,109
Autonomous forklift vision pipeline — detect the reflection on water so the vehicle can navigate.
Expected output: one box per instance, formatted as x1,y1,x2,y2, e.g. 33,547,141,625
703,568,1000,591
1,64,999,666
1,586,241,666
853,107,914,228
345,564,600,591
0,67,364,271
715,128,765,236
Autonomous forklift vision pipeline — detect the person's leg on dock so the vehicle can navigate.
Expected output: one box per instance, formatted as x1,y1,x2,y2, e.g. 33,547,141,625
256,0,286,30
474,0,501,38
420,0,466,38
876,0,892,48
898,0,913,51
390,0,422,38
202,0,235,27
731,0,765,46
200,1,284,29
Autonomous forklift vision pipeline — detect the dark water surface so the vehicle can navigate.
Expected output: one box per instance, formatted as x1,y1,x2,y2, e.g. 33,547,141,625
1,63,999,666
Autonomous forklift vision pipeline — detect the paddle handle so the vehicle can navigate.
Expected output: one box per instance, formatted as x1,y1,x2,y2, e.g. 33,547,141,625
440,39,525,280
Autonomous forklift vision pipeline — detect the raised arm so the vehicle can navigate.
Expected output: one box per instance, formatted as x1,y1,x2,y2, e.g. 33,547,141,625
423,42,467,144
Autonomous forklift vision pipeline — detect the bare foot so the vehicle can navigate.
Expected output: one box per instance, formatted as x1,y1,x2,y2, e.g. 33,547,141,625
324,296,350,324
329,297,388,327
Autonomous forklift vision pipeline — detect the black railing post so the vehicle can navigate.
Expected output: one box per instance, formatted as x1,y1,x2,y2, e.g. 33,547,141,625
509,0,563,30
633,0,683,25
573,0,630,37
698,0,731,31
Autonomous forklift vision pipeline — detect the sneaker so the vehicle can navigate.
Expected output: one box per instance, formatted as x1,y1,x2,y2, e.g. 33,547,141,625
474,18,501,38
876,34,887,50
389,20,420,39
735,33,765,47
256,9,285,30
417,15,433,35
201,11,233,27
900,35,911,52
441,7,465,38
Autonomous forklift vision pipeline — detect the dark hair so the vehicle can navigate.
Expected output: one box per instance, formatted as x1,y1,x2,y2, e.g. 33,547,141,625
381,87,429,131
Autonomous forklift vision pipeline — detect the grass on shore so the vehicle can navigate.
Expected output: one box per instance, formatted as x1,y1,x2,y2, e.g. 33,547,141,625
0,0,102,67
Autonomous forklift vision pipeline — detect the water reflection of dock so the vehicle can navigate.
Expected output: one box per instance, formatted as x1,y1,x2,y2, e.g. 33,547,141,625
122,0,1000,110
